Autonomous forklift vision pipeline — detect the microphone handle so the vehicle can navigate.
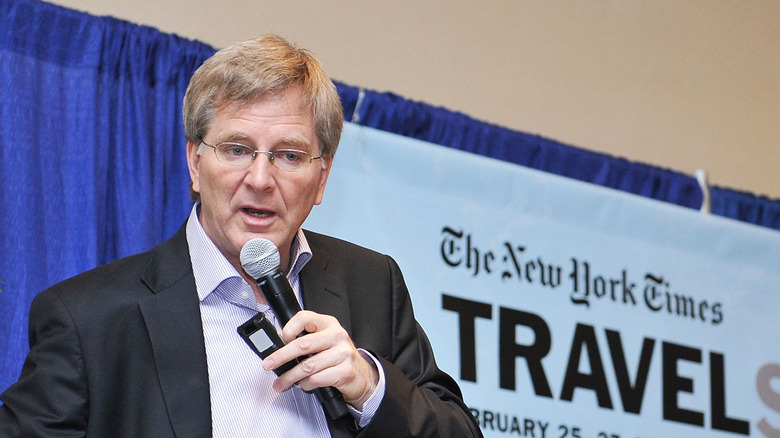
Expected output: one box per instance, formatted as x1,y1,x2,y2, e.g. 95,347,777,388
258,271,303,324
257,271,350,420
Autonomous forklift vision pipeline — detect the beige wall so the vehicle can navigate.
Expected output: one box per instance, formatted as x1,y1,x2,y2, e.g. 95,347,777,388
50,0,780,199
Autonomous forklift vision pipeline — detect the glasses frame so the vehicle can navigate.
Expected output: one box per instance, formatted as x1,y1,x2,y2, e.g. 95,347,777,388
199,139,322,172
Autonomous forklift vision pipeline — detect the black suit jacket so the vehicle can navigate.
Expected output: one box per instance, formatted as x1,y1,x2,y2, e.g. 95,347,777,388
0,224,481,437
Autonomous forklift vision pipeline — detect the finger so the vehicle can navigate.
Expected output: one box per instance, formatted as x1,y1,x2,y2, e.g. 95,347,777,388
295,351,380,409
262,323,348,372
271,343,374,402
265,331,350,382
279,310,339,343
292,359,351,393
269,350,345,393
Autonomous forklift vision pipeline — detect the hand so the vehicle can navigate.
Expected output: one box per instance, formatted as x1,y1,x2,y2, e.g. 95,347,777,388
261,310,379,410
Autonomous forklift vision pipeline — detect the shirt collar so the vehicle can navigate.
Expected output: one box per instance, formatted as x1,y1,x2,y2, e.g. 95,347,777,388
185,203,314,302
288,228,312,281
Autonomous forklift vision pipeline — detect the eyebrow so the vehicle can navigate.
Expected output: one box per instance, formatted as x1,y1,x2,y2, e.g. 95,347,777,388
210,131,315,152
212,130,251,144
277,135,313,151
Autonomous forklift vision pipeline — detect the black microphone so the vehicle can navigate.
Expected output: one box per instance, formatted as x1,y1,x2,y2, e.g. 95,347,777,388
240,237,350,420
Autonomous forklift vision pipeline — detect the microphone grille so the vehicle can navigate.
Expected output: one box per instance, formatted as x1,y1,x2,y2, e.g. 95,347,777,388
240,238,281,278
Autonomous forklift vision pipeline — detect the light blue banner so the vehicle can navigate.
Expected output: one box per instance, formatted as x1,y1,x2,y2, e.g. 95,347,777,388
305,123,780,438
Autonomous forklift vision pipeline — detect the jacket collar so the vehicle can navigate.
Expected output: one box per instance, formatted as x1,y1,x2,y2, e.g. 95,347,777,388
299,230,353,336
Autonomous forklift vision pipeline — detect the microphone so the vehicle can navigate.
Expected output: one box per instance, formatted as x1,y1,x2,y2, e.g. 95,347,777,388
240,237,349,420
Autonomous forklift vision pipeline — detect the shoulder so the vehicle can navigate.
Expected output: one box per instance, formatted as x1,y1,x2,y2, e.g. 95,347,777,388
35,226,190,315
42,251,153,302
300,230,409,307
302,229,396,270
302,229,379,254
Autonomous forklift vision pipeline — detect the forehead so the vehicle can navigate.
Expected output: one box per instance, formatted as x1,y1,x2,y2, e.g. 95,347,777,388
209,89,317,149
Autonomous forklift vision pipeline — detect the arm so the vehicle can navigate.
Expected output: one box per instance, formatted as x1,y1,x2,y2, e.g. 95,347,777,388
297,232,482,437
266,304,480,437
0,290,89,437
358,256,482,437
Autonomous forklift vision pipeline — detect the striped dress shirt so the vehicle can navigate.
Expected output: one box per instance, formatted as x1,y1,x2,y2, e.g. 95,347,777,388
185,205,383,437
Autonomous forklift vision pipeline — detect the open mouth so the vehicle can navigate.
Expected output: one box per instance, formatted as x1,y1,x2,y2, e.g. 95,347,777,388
243,208,273,219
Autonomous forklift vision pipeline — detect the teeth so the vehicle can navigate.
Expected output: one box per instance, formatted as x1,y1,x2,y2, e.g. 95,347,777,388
245,208,271,218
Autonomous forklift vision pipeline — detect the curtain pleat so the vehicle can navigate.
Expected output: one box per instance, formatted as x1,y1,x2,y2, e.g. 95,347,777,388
0,0,215,389
710,187,780,231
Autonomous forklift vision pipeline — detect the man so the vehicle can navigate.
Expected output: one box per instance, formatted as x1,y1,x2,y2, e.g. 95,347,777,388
0,35,482,437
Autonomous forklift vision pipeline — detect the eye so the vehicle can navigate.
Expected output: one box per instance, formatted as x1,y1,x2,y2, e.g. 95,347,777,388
275,150,304,163
217,143,255,162
219,143,253,158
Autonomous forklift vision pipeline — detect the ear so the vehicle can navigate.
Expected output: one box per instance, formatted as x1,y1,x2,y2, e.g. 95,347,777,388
186,140,202,195
314,155,333,205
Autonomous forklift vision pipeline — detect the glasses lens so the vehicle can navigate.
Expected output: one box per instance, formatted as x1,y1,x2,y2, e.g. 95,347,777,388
216,143,254,166
271,150,308,172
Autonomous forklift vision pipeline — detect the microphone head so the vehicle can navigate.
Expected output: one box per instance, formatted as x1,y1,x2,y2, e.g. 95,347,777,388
240,238,281,279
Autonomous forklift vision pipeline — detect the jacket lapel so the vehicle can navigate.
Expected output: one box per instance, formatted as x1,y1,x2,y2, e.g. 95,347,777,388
299,236,353,336
138,226,212,438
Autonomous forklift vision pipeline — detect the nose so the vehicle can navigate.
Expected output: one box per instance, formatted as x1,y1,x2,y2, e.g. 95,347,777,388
243,152,277,191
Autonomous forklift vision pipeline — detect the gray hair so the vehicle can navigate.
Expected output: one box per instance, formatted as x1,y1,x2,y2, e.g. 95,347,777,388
183,35,343,197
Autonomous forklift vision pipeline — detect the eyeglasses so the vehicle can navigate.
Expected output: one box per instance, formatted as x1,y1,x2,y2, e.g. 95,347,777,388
200,139,322,172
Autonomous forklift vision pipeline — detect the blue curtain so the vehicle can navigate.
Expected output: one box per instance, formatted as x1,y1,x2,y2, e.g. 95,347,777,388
0,0,215,390
1,0,779,393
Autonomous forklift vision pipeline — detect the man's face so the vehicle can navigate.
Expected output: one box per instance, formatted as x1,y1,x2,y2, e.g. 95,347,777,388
186,85,332,272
